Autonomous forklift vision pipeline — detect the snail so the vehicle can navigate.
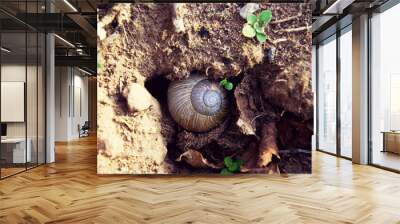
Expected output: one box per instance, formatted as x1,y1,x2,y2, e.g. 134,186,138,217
167,75,229,132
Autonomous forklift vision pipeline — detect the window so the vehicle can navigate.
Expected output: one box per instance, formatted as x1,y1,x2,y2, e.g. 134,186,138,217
370,2,400,171
317,35,337,154
340,27,352,158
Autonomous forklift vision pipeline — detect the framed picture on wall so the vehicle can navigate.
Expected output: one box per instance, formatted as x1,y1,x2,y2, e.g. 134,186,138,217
97,3,313,175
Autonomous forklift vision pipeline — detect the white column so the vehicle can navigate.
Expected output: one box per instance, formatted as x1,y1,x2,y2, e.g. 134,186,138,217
352,14,369,164
46,0,55,163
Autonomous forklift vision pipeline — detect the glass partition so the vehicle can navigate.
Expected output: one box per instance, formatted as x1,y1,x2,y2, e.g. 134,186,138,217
1,31,28,178
38,32,45,165
339,26,352,158
0,1,46,179
27,31,38,169
317,35,337,154
370,3,400,171
26,0,43,169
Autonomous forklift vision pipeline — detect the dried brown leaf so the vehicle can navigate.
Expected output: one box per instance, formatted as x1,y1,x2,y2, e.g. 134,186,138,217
236,118,255,136
239,164,280,174
176,149,222,169
257,121,280,167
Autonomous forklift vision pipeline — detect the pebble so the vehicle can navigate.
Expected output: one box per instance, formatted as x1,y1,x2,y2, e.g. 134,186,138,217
125,83,152,112
239,3,260,19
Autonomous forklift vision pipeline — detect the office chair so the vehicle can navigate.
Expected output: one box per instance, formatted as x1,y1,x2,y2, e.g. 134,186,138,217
79,121,90,138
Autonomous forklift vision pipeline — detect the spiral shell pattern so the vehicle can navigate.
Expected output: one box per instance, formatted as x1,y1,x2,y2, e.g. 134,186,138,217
167,75,228,132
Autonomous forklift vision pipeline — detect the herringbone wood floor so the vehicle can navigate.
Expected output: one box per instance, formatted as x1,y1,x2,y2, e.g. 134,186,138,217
1,135,400,224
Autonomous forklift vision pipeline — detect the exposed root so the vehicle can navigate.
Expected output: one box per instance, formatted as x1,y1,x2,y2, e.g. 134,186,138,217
257,121,279,167
270,13,302,24
280,26,311,33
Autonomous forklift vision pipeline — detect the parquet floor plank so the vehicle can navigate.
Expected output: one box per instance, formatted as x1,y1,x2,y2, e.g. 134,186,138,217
0,135,399,223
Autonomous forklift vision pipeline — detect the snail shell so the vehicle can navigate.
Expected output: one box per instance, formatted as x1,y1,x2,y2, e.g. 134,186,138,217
167,75,228,132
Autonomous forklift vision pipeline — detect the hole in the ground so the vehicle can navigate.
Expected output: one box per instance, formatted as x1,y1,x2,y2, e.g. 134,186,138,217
145,75,171,105
145,71,259,173
229,72,244,87
221,57,232,66
111,18,118,29
199,27,209,38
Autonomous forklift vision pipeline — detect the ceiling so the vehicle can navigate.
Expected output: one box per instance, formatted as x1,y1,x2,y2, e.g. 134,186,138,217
311,0,391,43
0,0,103,74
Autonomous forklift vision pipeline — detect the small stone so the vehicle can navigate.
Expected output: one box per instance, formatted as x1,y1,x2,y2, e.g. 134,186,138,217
98,22,107,40
240,3,260,19
125,83,152,112
172,3,186,33
173,18,185,33
266,47,276,62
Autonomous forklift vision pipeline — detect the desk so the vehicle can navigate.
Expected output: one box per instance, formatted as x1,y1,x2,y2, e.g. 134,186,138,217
1,138,31,163
382,131,400,154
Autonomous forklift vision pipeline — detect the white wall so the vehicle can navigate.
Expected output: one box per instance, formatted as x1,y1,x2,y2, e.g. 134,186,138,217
1,63,46,164
1,64,36,138
72,73,89,138
55,66,69,141
54,66,89,141
1,65,26,140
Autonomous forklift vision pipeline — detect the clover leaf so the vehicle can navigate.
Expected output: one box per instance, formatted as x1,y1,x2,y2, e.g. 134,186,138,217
225,82,233,91
220,168,233,175
253,22,264,34
220,78,228,86
241,9,272,44
227,162,240,172
242,24,256,38
221,157,244,175
224,156,233,168
259,10,272,25
246,14,257,25
256,33,267,43
220,78,234,91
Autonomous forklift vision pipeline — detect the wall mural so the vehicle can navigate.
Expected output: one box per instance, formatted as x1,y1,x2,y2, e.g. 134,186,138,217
97,3,313,175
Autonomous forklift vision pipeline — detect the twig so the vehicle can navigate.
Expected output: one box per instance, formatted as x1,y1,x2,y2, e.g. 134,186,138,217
270,14,302,25
121,23,129,47
259,95,265,112
271,38,291,45
274,79,287,83
205,66,212,77
251,112,269,125
280,26,311,33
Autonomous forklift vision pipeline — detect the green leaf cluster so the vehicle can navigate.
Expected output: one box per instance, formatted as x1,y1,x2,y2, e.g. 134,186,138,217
220,157,244,175
219,78,234,91
242,9,272,43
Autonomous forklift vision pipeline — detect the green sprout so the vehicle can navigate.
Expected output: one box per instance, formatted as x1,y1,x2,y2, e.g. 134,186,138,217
97,62,102,70
220,157,244,175
242,9,272,43
220,78,234,91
